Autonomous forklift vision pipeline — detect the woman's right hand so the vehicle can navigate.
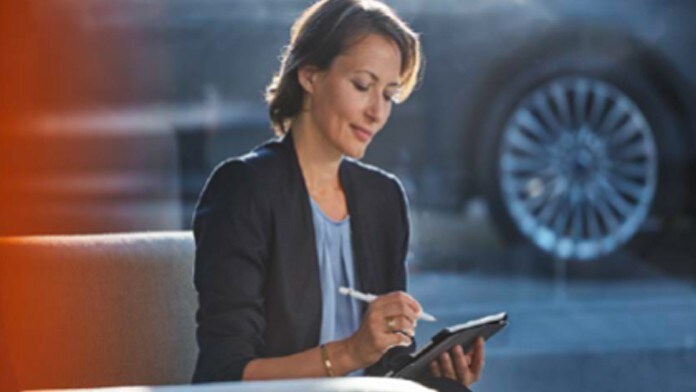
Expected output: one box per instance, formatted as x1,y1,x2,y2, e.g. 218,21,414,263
344,291,422,368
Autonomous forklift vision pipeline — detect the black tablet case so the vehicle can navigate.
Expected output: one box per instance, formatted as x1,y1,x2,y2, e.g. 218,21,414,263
385,312,508,379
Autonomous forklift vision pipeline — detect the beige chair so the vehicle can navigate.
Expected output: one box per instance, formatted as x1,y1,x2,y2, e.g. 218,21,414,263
0,232,197,391
0,232,435,392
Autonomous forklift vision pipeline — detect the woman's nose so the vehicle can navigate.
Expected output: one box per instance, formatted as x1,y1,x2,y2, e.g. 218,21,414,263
365,94,386,125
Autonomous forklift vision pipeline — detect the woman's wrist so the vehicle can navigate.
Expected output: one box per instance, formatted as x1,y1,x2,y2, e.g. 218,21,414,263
326,338,367,376
319,344,335,377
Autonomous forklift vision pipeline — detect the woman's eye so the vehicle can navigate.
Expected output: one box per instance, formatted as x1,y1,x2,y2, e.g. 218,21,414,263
353,81,369,92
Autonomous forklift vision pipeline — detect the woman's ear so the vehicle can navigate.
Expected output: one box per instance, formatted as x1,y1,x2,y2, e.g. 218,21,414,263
297,65,320,95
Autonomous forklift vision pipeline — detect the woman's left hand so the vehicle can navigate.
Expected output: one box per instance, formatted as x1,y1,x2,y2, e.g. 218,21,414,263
428,337,485,387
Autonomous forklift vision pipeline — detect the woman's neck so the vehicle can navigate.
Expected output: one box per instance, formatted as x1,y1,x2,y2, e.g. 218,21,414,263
290,117,343,195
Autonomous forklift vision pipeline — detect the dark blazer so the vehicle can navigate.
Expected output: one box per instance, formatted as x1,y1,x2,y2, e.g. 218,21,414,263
191,132,413,383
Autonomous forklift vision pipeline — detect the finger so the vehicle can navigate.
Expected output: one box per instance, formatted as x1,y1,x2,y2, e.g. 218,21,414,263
439,352,457,380
466,338,484,370
394,327,416,338
389,330,412,348
381,302,419,324
430,360,442,378
379,291,422,315
466,336,484,356
469,337,486,380
451,344,470,384
385,316,416,336
377,327,411,353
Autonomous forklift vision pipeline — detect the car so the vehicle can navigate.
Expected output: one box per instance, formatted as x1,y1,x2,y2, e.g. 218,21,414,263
14,0,696,261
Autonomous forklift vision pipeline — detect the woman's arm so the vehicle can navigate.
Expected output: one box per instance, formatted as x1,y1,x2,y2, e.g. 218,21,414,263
192,161,270,382
244,291,422,380
243,339,356,380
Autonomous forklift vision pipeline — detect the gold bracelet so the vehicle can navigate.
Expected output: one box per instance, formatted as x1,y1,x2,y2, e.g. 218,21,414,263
319,344,335,377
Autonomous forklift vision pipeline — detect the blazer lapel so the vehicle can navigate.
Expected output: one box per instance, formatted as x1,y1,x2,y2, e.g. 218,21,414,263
340,160,375,312
279,133,323,342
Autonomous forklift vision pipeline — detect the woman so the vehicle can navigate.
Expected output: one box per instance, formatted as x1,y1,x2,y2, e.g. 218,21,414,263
191,0,485,389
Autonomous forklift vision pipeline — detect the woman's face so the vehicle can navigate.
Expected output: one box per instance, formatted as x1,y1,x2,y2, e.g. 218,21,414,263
299,33,403,159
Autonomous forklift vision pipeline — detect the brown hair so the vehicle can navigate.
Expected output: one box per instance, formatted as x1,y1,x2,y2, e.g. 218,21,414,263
265,0,423,135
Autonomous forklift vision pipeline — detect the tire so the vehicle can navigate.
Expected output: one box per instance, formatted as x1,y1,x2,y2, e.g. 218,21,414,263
477,50,688,261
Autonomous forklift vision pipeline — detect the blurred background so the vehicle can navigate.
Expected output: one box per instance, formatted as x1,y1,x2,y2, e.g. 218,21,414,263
1,0,695,391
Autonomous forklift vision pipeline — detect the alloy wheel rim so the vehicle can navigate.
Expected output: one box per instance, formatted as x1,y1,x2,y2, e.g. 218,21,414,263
499,77,658,260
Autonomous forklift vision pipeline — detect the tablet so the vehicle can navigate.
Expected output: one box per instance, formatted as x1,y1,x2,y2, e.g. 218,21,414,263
385,312,508,379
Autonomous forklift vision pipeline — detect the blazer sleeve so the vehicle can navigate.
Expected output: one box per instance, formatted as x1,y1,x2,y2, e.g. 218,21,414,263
191,161,269,383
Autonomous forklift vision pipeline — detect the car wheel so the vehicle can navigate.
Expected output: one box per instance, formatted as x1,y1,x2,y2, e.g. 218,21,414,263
478,53,687,261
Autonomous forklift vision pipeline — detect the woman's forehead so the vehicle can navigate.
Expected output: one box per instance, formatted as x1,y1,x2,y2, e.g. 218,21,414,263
334,34,402,82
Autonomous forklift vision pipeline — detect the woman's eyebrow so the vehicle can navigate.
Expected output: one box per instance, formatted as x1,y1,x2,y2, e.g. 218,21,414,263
356,69,401,87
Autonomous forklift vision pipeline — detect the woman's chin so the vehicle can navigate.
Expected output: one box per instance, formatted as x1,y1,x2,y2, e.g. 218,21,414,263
343,145,367,160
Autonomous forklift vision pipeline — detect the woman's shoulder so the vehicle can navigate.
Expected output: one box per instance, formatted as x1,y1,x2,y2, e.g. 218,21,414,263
204,137,288,193
342,159,410,231
211,137,287,175
341,158,406,197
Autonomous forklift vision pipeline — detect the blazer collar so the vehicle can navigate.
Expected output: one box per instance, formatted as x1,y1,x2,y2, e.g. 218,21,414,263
279,131,376,299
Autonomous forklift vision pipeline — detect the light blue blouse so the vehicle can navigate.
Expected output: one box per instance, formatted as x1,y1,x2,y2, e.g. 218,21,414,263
309,197,363,376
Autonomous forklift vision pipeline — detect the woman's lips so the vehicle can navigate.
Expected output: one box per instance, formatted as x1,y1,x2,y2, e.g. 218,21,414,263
351,125,373,143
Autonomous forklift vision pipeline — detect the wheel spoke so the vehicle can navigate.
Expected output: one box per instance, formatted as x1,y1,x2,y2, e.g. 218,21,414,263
599,177,633,218
533,93,564,133
570,202,584,240
586,204,602,239
607,173,645,199
597,99,626,135
507,127,548,156
573,79,590,129
608,118,640,146
536,189,563,226
515,109,554,143
523,192,548,212
502,154,550,173
610,161,647,179
588,85,608,129
551,197,572,236
594,194,620,233
550,83,573,128
615,140,648,161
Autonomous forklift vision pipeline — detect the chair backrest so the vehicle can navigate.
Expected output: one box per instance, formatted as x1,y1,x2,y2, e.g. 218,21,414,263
0,232,197,392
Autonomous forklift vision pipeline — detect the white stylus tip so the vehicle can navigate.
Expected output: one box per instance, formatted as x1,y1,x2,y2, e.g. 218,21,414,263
420,313,437,322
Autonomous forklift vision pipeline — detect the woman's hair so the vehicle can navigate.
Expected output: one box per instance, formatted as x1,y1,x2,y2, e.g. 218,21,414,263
265,0,423,135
